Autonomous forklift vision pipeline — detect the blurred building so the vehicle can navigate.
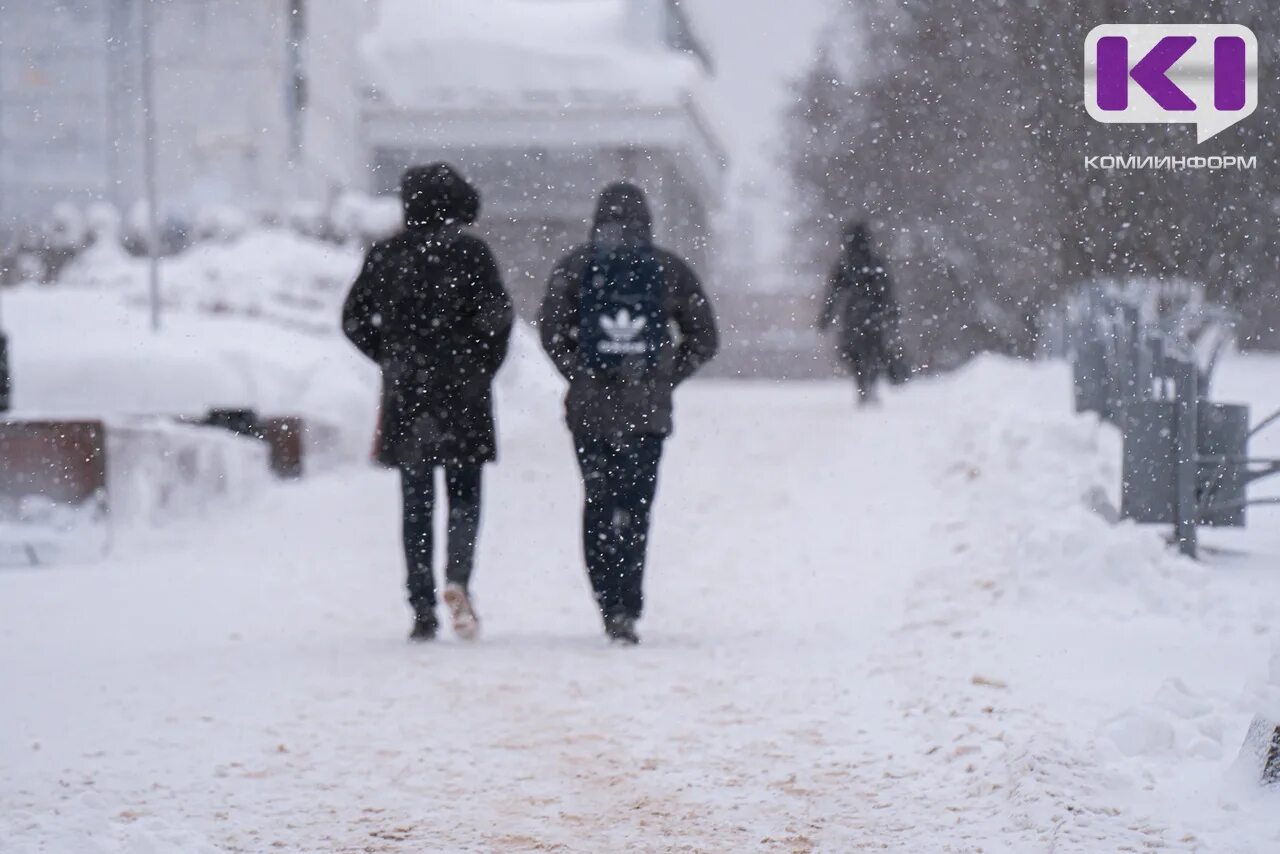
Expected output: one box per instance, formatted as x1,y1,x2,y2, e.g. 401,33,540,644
0,0,367,233
361,0,727,318
2,0,729,330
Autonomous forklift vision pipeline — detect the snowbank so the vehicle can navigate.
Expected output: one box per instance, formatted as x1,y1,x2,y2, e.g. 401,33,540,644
6,286,379,466
104,418,273,529
363,0,706,110
865,355,1280,850
58,228,363,334
0,417,274,564
6,226,567,467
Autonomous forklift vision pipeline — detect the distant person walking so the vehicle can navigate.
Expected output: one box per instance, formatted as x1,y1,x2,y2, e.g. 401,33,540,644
818,221,907,405
539,183,718,645
343,163,513,642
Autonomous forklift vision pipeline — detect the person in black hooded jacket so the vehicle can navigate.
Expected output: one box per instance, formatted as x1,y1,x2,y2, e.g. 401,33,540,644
343,163,513,642
818,221,906,405
539,182,718,644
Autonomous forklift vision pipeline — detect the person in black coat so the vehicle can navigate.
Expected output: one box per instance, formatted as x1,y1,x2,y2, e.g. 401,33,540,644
539,183,718,644
343,163,513,642
818,221,906,405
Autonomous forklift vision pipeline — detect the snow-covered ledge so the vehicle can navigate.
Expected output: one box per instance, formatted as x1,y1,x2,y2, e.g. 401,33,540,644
359,0,726,201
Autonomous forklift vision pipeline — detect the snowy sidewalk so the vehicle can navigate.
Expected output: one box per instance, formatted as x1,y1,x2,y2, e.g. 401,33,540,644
3,361,1280,852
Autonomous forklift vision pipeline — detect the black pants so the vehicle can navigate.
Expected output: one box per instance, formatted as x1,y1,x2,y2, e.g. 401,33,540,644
399,464,483,612
851,358,882,402
572,433,665,621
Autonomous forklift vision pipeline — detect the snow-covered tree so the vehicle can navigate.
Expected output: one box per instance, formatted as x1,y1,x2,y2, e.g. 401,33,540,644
789,0,1279,366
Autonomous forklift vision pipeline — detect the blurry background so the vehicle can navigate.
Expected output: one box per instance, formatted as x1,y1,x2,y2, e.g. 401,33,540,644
2,0,1272,390
787,0,1280,364
0,0,834,387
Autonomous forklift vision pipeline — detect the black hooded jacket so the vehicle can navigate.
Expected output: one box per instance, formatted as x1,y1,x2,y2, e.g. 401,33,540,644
819,223,902,371
538,183,718,438
343,164,514,469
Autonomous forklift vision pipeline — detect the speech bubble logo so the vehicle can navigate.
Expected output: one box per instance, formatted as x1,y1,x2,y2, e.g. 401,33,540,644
1085,24,1258,144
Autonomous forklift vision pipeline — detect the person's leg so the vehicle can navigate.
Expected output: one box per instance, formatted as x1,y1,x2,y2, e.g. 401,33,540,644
438,463,483,639
852,363,870,404
573,434,625,618
399,466,438,615
443,463,483,589
863,355,884,405
613,435,664,620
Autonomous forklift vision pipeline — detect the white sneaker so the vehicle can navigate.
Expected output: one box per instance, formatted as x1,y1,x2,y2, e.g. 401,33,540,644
443,583,480,641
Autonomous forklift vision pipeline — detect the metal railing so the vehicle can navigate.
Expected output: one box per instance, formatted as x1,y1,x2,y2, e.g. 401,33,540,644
1059,282,1280,558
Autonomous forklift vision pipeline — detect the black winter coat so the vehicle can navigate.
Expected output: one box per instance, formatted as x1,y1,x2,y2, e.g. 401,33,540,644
539,183,718,438
345,227,513,469
343,165,513,469
819,243,903,375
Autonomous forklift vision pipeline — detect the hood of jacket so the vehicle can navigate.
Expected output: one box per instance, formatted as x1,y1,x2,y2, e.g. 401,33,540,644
591,182,653,248
841,221,873,257
402,163,480,230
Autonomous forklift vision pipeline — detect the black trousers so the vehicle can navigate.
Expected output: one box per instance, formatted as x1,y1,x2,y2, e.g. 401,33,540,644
851,358,883,401
399,464,483,612
572,433,665,621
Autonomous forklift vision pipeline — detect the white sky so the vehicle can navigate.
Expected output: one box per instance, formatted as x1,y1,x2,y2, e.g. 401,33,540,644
681,0,835,186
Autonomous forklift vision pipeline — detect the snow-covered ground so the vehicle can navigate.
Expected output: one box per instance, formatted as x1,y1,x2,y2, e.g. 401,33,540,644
3,351,1279,852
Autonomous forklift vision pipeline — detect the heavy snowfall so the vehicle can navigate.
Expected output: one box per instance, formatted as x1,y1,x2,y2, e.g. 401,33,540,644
2,1,1280,852
4,236,1280,851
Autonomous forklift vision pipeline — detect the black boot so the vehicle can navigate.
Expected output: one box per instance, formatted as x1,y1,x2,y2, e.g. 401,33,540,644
410,609,439,642
604,613,640,646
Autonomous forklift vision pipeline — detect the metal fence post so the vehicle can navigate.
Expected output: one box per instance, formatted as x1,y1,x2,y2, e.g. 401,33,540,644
1174,358,1199,558
1120,304,1141,423
0,330,9,414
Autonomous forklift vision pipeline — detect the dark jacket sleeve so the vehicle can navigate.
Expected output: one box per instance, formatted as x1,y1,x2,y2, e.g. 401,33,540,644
665,254,719,385
342,247,386,363
459,238,514,377
538,251,584,382
866,260,896,324
879,264,899,320
818,262,846,330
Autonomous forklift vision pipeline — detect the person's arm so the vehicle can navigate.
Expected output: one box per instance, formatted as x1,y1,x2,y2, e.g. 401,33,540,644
342,248,386,363
666,256,719,385
460,239,514,376
870,257,897,323
538,253,583,382
817,263,844,330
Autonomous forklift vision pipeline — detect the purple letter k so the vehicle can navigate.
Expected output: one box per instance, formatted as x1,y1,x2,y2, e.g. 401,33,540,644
1097,35,1197,112
1129,36,1197,111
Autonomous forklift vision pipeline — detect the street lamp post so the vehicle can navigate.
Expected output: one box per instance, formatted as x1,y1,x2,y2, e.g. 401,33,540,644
139,0,162,332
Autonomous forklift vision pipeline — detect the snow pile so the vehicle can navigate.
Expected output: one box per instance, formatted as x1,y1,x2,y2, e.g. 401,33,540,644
7,226,566,467
59,228,363,334
938,358,1217,618
363,0,706,109
1100,678,1226,760
104,418,274,529
861,355,1280,850
7,286,379,464
0,418,273,564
